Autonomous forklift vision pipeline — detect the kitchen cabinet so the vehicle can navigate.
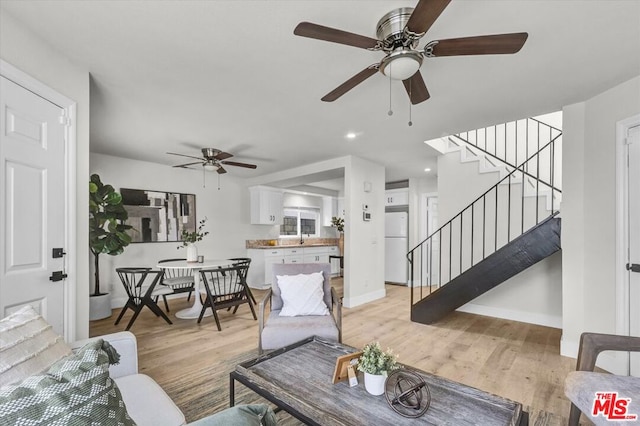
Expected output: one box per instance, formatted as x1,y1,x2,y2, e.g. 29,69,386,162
249,186,283,225
385,188,409,206
303,246,329,264
246,245,340,288
336,197,345,218
321,196,337,226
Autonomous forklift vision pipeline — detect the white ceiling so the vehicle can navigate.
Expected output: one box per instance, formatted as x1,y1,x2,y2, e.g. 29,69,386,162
2,1,639,183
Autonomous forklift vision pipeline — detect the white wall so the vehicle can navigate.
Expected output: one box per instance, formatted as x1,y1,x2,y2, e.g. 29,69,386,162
0,11,91,340
343,156,386,307
436,133,563,328
90,153,270,307
562,75,640,371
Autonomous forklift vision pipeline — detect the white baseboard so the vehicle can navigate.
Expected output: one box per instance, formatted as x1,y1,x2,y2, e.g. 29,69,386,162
343,288,386,308
456,303,562,329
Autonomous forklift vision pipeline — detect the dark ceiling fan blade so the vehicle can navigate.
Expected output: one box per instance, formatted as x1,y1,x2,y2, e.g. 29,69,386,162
167,152,205,161
173,161,203,168
429,33,529,56
294,22,380,50
214,151,234,160
403,71,430,105
321,66,379,102
217,166,227,174
221,160,257,169
406,0,452,35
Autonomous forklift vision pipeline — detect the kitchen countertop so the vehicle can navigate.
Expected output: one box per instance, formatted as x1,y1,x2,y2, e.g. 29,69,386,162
249,244,336,249
246,238,339,249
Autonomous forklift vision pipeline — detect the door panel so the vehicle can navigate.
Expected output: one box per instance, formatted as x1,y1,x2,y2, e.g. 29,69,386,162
0,76,66,334
628,125,640,376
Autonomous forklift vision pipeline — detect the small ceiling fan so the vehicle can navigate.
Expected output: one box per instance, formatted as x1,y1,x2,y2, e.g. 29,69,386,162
167,148,257,174
294,0,528,104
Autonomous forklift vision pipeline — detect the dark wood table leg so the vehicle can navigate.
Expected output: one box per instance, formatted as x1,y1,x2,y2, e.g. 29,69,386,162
518,411,529,426
229,373,235,407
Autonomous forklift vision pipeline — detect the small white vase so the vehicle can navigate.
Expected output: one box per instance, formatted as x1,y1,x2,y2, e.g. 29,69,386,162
364,372,386,396
186,243,198,262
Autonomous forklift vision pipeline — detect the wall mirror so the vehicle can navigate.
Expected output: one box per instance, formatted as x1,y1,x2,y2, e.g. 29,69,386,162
121,188,196,243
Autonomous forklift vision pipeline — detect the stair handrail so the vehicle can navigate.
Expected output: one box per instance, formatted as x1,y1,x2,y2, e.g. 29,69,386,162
408,134,560,305
453,117,562,191
408,136,560,257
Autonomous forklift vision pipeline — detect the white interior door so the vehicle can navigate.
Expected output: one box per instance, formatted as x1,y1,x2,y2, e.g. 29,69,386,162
627,124,640,375
0,76,67,335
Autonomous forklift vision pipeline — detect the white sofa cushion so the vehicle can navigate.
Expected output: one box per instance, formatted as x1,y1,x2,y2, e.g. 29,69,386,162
0,305,72,387
115,373,186,426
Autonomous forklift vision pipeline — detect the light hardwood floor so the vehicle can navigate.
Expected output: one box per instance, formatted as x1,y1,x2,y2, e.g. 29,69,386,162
90,280,577,424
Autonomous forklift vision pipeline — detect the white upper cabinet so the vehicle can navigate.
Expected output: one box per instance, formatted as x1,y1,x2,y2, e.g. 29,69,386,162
250,186,284,225
385,188,409,206
322,196,337,226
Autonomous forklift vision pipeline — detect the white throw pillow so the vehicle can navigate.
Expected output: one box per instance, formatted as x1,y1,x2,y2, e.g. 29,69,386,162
0,305,72,387
277,272,329,317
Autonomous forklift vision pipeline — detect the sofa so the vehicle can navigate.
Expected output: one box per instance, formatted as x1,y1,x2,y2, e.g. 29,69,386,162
72,331,186,426
0,305,276,426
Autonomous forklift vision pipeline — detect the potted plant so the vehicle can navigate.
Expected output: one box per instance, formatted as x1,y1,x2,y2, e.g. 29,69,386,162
178,218,208,262
357,341,399,395
89,174,133,320
331,216,344,255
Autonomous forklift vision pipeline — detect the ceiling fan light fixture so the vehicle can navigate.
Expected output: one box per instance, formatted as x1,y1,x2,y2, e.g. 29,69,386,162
203,163,219,172
380,49,423,80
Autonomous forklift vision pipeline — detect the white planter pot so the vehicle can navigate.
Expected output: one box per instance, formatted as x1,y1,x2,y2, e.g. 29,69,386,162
89,293,112,321
364,372,386,396
186,243,198,262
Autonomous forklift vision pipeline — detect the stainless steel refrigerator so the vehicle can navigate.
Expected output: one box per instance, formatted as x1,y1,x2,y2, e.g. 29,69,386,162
385,211,408,284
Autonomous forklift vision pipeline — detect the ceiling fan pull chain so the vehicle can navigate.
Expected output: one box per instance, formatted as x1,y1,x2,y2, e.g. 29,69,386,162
408,79,413,127
218,173,221,191
388,63,393,116
202,167,206,188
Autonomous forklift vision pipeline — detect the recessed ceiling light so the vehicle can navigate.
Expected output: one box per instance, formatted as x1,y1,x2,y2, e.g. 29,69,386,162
346,132,357,140
424,168,431,172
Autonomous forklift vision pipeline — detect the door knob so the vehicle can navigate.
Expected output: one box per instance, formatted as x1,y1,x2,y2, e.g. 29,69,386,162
627,264,640,273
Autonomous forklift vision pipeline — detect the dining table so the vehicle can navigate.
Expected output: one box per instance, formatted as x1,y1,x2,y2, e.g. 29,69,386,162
156,259,235,320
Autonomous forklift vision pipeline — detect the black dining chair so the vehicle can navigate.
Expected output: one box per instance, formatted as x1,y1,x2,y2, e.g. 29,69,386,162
229,257,257,305
114,267,173,331
197,263,257,331
157,258,195,312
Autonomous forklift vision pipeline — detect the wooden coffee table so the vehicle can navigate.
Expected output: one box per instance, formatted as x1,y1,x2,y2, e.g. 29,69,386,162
230,337,528,425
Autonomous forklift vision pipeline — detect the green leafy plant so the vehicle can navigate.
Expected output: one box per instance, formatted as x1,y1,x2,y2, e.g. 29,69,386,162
357,342,399,376
89,174,132,296
331,216,344,233
178,218,209,248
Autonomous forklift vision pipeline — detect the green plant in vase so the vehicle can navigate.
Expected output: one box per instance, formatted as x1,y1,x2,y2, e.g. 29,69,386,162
89,174,132,296
178,218,208,262
357,341,399,395
331,216,345,255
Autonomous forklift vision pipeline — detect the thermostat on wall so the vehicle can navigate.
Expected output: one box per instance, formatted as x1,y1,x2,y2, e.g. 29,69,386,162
363,212,371,221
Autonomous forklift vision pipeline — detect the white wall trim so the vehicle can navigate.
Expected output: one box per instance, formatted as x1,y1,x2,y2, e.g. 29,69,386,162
615,114,640,375
0,59,77,343
457,303,562,329
616,116,640,329
343,288,386,308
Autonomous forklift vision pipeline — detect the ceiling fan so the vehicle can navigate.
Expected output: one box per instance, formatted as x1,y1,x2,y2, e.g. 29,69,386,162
167,148,257,174
294,0,528,104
